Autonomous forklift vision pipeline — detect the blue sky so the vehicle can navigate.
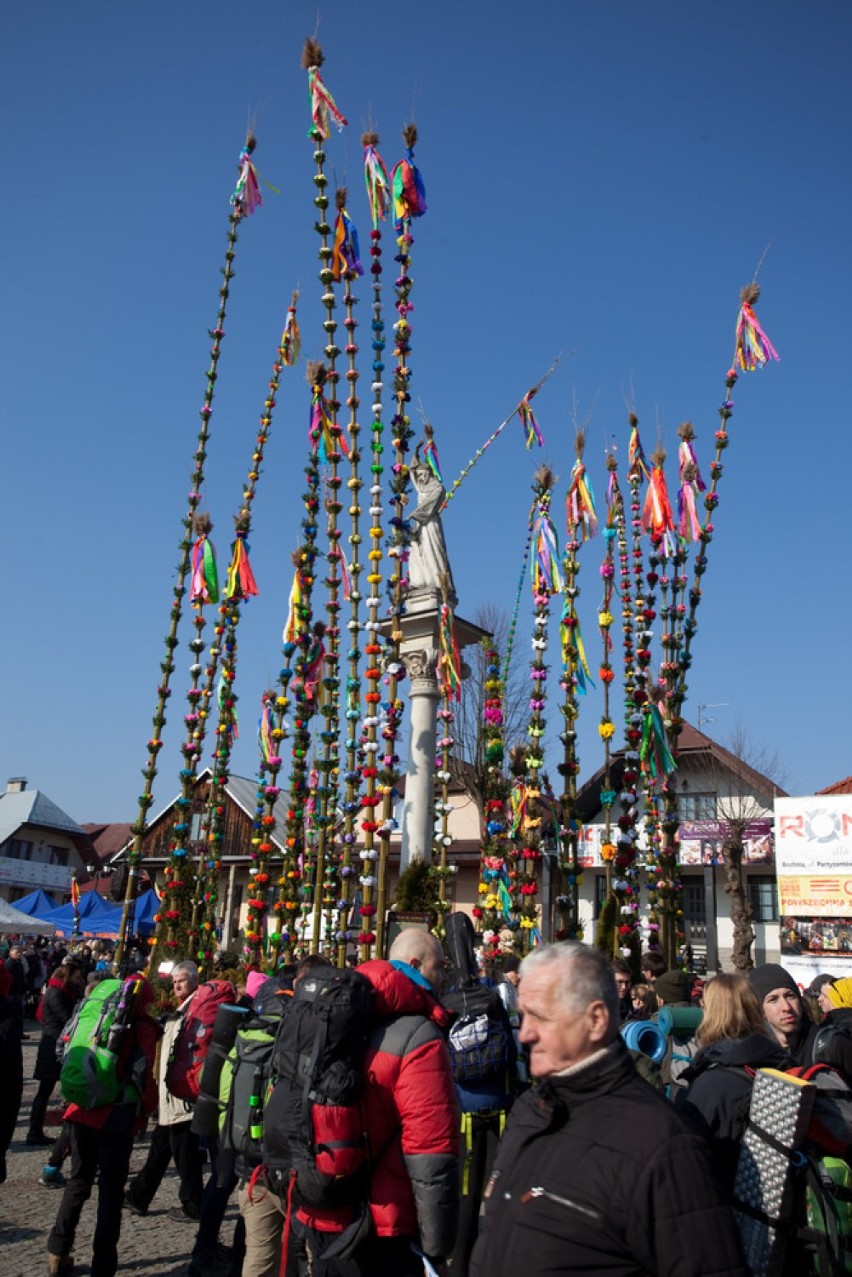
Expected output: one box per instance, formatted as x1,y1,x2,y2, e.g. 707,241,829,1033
2,2,850,823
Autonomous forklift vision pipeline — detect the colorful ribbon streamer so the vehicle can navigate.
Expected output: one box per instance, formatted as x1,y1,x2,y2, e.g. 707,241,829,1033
331,205,364,281
734,286,779,372
566,458,598,540
363,136,390,229
190,531,219,605
231,137,262,218
224,536,259,600
307,66,347,139
640,704,676,780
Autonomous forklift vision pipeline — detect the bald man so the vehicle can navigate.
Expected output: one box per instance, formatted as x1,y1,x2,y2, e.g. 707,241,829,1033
387,928,447,997
305,931,459,1277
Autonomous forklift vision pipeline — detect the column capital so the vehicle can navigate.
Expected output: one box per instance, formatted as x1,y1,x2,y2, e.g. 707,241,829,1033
402,646,440,693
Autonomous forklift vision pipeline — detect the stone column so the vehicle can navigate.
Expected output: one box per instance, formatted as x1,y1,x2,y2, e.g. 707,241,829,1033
399,637,441,869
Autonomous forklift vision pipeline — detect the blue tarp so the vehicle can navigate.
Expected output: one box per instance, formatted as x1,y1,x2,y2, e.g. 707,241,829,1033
130,888,160,935
13,888,60,919
47,891,123,937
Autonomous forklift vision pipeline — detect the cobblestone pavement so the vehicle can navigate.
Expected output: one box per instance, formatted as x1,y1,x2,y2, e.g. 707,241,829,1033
0,1025,239,1277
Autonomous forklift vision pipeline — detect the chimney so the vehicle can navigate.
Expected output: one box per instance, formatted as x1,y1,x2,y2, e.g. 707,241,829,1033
6,777,27,794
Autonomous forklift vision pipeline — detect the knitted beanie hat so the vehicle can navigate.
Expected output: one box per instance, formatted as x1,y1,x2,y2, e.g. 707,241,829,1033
654,969,691,1005
827,977,852,1010
748,963,799,1006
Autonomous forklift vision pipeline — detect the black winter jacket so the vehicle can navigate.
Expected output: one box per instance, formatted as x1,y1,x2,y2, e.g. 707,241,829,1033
34,980,80,1082
470,1038,749,1277
677,1032,790,1184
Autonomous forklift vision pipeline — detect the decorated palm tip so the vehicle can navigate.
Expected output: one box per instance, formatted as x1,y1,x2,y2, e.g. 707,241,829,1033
606,452,618,473
336,187,347,211
312,621,326,639
533,463,557,494
244,131,257,155
574,430,586,459
741,281,761,307
193,512,213,538
301,36,324,69
361,130,379,148
403,123,418,150
650,445,667,469
291,548,303,569
677,421,696,444
306,360,327,389
628,412,638,429
509,744,528,777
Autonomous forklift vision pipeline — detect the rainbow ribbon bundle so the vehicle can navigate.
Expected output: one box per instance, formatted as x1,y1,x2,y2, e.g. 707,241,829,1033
677,430,706,542
281,302,301,368
309,386,349,462
566,458,598,541
518,392,545,449
532,504,563,595
283,570,302,646
734,285,780,372
231,138,262,218
423,433,442,483
258,694,274,764
190,530,219,605
639,704,676,780
438,603,462,702
363,139,390,228
331,205,364,280
307,66,347,139
391,149,427,227
642,464,675,550
224,536,259,600
560,599,594,694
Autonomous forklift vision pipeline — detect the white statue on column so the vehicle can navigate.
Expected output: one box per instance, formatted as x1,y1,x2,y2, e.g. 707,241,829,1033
406,449,457,608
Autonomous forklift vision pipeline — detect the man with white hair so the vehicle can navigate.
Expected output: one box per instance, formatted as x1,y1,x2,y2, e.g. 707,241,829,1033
470,942,749,1277
125,961,207,1221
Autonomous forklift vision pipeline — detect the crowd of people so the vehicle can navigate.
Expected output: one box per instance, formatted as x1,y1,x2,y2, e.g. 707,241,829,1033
1,930,851,1277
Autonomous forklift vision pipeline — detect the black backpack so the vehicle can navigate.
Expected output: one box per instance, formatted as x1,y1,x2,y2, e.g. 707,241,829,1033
262,967,376,1211
443,981,513,1086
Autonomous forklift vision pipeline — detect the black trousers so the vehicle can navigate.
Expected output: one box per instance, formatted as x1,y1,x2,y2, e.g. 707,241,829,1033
126,1119,203,1216
0,1021,23,1182
48,1122,134,1277
312,1235,425,1277
29,1075,56,1136
451,1111,503,1275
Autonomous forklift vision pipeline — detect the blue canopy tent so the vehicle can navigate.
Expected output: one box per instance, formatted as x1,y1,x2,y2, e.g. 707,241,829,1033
13,888,60,919
129,888,160,935
47,891,123,937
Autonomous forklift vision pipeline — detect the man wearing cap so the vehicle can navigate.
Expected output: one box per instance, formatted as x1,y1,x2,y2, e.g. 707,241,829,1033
748,962,819,1067
653,969,700,1089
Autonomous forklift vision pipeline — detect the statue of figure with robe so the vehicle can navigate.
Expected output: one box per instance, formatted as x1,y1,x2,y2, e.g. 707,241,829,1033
407,455,457,606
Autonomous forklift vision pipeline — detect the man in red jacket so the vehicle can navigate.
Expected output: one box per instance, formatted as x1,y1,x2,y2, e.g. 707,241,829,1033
47,976,161,1277
306,930,460,1277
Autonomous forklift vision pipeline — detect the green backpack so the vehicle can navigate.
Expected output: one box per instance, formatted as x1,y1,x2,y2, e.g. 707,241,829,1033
218,996,291,1167
60,977,140,1109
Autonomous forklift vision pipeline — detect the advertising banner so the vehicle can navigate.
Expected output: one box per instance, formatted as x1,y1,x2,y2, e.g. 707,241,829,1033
774,795,852,969
578,818,774,868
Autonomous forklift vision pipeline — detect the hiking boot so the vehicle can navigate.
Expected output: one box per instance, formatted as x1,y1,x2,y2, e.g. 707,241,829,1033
123,1193,147,1216
47,1254,73,1275
40,1166,66,1188
168,1204,200,1222
27,1132,54,1147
